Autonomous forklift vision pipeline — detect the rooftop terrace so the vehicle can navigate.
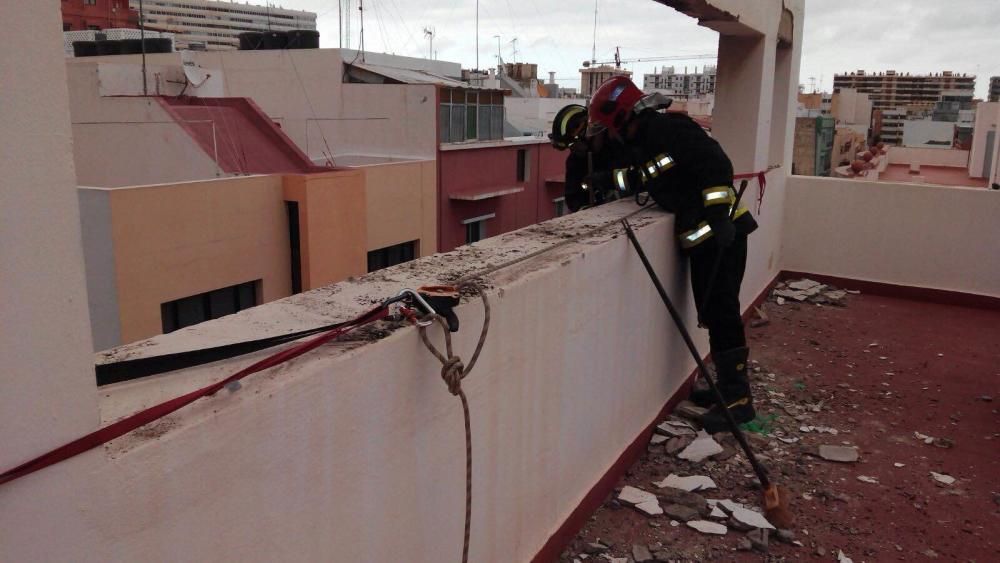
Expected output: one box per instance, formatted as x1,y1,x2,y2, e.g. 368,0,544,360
560,288,1000,561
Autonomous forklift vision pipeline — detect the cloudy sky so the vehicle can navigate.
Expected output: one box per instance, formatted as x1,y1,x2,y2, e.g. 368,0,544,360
276,0,1000,99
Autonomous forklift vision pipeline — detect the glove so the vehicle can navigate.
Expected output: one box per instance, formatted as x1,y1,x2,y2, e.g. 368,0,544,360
708,215,736,248
582,171,614,194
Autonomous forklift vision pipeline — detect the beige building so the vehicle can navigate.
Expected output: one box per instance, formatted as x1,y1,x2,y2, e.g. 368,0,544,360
133,0,316,50
580,64,632,98
833,69,976,113
643,65,717,99
66,49,440,348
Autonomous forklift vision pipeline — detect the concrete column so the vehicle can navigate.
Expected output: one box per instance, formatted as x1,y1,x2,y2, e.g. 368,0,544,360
0,1,99,472
712,30,778,174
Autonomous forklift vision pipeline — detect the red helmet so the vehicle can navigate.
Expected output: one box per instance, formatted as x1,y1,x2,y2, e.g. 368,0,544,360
588,76,644,135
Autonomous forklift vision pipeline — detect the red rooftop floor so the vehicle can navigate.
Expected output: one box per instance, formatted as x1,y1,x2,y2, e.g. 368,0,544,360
881,164,987,188
558,291,1000,562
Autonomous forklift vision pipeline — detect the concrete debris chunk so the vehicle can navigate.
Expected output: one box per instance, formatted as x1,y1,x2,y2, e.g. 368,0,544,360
736,537,753,551
716,500,775,530
776,296,786,306
708,505,727,519
914,431,935,444
686,520,727,535
618,486,658,506
649,434,668,446
777,436,800,444
674,400,709,420
654,473,718,492
662,503,700,522
631,544,653,563
656,420,696,437
930,471,956,485
658,488,710,516
665,435,694,455
788,279,821,291
678,431,724,462
583,542,609,555
837,549,854,563
856,475,879,484
894,462,906,468
824,290,847,300
635,500,663,516
817,445,860,463
774,289,809,301
746,528,769,552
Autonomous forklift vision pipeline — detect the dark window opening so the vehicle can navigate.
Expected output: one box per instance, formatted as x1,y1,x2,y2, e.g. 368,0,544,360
516,149,527,182
286,201,302,294
367,240,417,273
161,280,259,334
63,22,72,31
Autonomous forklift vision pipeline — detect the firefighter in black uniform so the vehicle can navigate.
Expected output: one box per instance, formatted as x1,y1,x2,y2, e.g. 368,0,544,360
549,103,628,212
585,76,758,433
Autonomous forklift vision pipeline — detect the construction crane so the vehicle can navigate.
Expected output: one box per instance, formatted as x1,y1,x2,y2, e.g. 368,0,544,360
583,47,716,68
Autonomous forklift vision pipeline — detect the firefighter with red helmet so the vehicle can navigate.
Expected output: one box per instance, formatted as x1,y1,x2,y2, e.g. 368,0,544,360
586,76,759,433
549,103,626,211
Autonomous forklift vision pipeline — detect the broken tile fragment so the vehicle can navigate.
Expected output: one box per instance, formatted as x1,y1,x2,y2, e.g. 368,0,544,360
654,473,717,492
930,471,955,485
914,431,935,444
674,401,708,420
677,431,724,462
665,435,694,455
649,434,668,446
788,279,821,291
635,500,663,516
618,486,657,506
686,520,727,535
655,420,696,437
662,503,700,522
817,445,860,463
716,500,775,530
856,475,879,484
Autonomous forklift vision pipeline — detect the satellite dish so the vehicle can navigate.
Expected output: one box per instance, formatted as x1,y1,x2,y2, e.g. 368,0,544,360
180,50,210,88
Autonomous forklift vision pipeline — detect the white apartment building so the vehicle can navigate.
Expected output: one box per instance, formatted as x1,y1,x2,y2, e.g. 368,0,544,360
132,0,316,50
642,65,716,99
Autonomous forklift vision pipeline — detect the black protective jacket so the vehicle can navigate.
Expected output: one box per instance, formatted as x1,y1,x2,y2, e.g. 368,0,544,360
563,140,626,212
626,111,757,250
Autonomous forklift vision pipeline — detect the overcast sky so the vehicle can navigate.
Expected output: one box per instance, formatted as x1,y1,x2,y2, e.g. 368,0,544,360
275,0,1000,99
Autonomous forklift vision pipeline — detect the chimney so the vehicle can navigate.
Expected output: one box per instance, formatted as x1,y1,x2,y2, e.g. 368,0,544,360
549,71,555,85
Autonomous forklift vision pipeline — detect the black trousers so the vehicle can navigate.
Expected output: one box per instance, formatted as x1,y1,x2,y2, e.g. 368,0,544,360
688,235,748,357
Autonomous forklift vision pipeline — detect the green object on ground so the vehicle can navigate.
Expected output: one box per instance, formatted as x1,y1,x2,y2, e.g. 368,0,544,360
740,413,779,435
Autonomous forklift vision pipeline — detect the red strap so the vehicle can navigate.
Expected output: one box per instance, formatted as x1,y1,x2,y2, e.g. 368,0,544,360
733,169,770,214
0,306,388,487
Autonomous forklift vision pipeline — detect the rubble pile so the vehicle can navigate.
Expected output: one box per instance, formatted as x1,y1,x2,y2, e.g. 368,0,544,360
769,278,856,307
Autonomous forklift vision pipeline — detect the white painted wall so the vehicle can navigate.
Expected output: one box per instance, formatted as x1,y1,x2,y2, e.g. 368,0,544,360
0,0,100,513
83,49,442,163
66,63,228,187
902,120,955,149
969,102,999,178
504,97,580,136
887,146,971,168
783,176,1000,297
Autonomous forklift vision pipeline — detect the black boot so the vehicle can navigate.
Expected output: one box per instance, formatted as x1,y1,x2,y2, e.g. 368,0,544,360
688,348,729,407
698,347,756,434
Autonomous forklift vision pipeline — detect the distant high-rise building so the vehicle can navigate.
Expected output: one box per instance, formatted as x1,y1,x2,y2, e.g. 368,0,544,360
130,0,316,51
580,65,631,99
642,65,717,99
62,0,138,31
833,70,975,113
990,76,1000,103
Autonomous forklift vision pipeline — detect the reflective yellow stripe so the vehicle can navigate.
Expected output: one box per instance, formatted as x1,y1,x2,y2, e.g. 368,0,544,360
614,169,628,191
656,154,675,171
678,206,750,248
581,182,589,191
559,107,585,137
702,186,735,206
680,223,713,248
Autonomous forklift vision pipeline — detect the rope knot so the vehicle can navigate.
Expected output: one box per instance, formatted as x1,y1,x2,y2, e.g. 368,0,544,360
441,356,465,395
